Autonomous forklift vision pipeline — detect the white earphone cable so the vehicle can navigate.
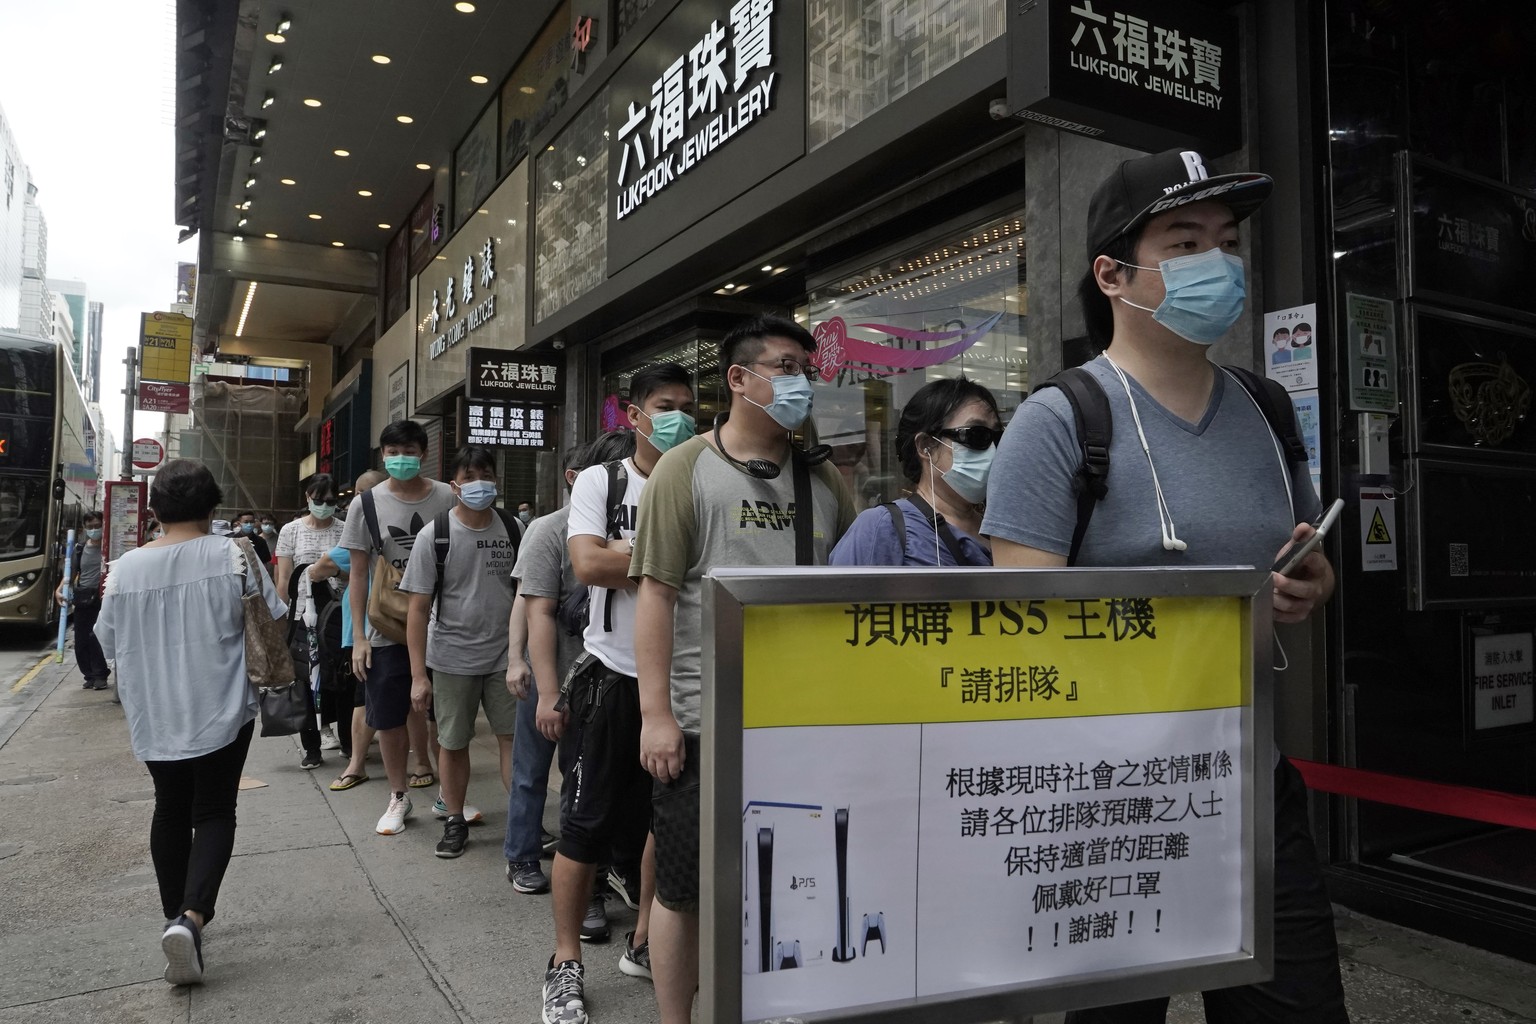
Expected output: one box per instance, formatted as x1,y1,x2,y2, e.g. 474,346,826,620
1103,355,1187,553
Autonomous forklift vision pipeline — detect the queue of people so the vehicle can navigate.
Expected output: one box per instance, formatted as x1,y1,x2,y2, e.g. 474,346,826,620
88,148,1347,1024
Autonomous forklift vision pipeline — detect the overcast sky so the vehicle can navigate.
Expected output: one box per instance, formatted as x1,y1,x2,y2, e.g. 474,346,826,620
0,0,192,452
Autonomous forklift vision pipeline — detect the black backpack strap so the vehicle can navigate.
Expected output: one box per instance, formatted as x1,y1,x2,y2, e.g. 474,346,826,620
1224,365,1309,467
493,507,523,596
432,509,451,610
882,502,907,557
792,449,814,566
1033,367,1112,566
360,489,384,554
601,460,629,632
904,494,973,566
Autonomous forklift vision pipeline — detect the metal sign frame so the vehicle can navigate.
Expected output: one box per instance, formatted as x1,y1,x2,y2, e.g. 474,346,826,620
701,566,1274,1024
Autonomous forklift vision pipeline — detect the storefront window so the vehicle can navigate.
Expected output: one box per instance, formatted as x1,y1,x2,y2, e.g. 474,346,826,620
454,101,500,230
616,0,661,42
500,2,573,176
797,211,1025,509
534,88,610,323
808,0,1004,151
600,334,726,437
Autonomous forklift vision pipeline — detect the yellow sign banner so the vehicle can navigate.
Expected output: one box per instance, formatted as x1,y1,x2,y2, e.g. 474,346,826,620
138,311,194,384
741,596,1246,728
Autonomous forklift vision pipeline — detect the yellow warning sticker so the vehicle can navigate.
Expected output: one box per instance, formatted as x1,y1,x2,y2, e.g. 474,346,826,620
1366,507,1392,544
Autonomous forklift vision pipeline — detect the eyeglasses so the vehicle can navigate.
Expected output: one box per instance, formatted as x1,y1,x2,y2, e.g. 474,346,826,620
745,357,819,381
935,425,1003,451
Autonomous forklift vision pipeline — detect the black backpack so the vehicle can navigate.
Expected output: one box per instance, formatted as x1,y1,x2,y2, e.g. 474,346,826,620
557,460,628,637
429,506,524,612
1035,363,1308,565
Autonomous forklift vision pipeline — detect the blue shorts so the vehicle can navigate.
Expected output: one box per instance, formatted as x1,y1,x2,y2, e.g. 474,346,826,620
363,644,412,731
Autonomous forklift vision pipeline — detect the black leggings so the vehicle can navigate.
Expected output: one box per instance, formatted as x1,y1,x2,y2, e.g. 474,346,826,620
145,721,255,923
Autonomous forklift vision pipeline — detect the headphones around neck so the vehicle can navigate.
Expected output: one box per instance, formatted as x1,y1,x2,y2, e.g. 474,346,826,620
713,413,831,479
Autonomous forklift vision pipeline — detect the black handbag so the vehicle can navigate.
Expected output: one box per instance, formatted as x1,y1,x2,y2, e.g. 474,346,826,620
258,680,309,737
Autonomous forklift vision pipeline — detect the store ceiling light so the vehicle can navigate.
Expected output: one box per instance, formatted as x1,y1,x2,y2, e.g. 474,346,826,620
280,177,296,185
331,241,345,247
236,282,258,337
470,74,489,84
276,15,292,33
396,114,414,124
253,127,267,140
358,189,373,197
264,232,278,239
415,162,431,170
455,1,476,11
303,98,322,107
261,93,275,109
371,54,391,64
308,213,322,220
761,265,773,272
237,217,248,227
333,148,350,157
265,31,285,43
520,86,536,95
251,155,262,165
232,234,244,242
378,223,392,229
245,176,256,187
268,57,283,74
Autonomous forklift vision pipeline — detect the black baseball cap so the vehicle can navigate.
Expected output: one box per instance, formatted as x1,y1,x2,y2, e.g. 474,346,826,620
1086,149,1273,260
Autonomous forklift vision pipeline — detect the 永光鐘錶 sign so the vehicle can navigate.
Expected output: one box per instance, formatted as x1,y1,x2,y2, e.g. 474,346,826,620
466,346,564,403
1005,0,1241,154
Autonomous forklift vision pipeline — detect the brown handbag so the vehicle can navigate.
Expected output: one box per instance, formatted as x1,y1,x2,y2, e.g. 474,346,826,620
235,538,295,687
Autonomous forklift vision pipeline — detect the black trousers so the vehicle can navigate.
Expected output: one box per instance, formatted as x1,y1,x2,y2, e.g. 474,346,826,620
144,721,255,923
1064,757,1350,1024
72,598,109,683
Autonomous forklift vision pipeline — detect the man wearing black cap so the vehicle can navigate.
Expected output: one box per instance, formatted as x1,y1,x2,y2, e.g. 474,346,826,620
983,149,1347,1022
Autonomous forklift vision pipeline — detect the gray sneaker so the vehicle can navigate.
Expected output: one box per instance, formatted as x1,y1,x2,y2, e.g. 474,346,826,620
542,957,588,1024
619,931,652,981
508,860,550,894
579,893,609,943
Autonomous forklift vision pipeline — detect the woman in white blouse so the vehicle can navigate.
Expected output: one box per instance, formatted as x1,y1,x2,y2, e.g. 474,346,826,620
95,460,287,987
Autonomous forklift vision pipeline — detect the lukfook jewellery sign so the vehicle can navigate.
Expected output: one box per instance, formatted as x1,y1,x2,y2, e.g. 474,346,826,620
427,236,498,359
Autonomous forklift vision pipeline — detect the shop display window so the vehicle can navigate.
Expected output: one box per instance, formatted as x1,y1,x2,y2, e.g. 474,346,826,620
454,101,500,230
600,335,726,437
534,88,610,323
500,2,573,176
796,211,1025,509
808,0,1004,151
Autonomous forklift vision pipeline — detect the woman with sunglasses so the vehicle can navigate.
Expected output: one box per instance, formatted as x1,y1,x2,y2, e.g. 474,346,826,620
830,375,1001,567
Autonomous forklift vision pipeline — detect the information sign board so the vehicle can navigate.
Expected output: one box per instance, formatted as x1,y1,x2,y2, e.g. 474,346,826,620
466,346,564,403
138,311,194,384
1470,632,1534,731
130,438,165,472
102,480,147,585
702,568,1273,1024
459,397,555,451
137,381,190,414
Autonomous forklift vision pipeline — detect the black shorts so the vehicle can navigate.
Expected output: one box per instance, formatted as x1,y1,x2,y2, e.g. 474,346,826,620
653,733,702,913
555,656,652,866
363,644,412,730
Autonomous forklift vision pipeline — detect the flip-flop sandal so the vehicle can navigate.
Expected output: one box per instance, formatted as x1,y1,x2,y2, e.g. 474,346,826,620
408,772,435,789
329,773,369,791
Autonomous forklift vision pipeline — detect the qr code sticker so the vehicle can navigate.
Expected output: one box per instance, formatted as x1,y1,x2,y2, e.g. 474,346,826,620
1449,543,1469,578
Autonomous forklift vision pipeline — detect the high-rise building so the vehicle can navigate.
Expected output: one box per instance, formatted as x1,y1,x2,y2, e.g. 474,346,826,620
18,180,49,338
49,277,87,373
86,299,103,402
0,99,30,333
49,287,74,357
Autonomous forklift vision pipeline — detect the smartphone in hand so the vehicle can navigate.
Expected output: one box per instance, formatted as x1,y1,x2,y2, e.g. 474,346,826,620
1271,498,1345,577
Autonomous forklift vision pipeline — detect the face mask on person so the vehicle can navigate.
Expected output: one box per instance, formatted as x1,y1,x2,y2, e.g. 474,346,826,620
741,367,814,429
636,408,696,454
1118,248,1247,345
309,500,337,520
241,522,256,534
935,439,995,505
261,522,276,535
384,454,422,481
457,480,498,511
517,510,533,524
85,528,102,541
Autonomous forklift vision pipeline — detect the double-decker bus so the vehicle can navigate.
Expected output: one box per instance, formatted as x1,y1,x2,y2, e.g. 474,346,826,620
0,329,97,628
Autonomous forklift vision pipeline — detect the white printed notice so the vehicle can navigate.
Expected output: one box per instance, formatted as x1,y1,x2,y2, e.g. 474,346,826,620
1472,632,1534,730
1263,303,1319,393
736,593,1257,1022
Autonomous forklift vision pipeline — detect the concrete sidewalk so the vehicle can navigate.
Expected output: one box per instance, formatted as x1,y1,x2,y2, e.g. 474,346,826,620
1,654,1534,1024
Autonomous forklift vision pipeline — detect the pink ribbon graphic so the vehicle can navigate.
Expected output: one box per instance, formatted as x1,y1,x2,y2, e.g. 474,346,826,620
811,311,1005,378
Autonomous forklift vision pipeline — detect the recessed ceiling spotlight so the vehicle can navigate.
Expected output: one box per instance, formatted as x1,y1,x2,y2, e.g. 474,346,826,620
723,283,736,290
261,93,275,109
357,189,373,197
378,223,392,229
253,127,267,140
331,241,345,247
308,213,323,220
267,57,283,74
232,234,244,242
470,74,489,84
303,98,322,107
396,114,414,124
455,1,476,11
265,31,285,43
245,176,256,188
251,155,262,165
280,177,296,185
264,232,278,239
237,218,249,227
520,86,536,95
761,265,773,272
371,54,391,64
333,149,350,157
276,16,291,33
415,162,431,170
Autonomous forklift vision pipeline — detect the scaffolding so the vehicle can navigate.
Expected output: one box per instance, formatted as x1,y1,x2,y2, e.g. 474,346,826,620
182,377,306,519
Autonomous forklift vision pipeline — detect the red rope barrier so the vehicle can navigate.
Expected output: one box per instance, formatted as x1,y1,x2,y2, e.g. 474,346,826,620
1290,758,1536,831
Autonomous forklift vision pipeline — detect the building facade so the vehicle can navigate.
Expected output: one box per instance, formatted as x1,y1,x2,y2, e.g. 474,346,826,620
0,99,25,334
18,181,49,339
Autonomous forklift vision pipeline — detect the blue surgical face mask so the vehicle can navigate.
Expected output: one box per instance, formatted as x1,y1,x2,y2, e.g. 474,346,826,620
85,528,102,541
384,454,422,481
637,408,696,454
742,367,814,429
937,439,995,504
241,522,256,534
457,480,498,511
309,500,336,520
1119,248,1247,345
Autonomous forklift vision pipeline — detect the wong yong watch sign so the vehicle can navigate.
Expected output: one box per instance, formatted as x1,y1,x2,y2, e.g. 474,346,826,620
1006,0,1242,154
606,0,805,272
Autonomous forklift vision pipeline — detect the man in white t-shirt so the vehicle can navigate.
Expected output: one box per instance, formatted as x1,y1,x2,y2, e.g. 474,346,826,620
540,363,695,1024
274,473,346,770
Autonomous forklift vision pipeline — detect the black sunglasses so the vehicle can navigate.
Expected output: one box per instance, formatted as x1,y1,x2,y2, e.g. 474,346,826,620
935,425,1003,451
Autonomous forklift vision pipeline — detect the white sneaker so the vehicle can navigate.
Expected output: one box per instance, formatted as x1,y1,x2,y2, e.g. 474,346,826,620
376,792,413,835
432,795,483,823
319,726,342,751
